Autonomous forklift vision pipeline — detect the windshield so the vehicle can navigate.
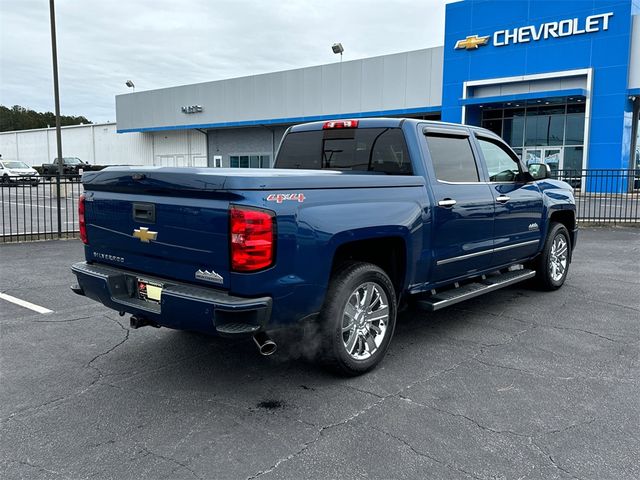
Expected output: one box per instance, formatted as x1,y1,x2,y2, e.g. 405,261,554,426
276,127,413,175
63,157,83,165
2,161,30,169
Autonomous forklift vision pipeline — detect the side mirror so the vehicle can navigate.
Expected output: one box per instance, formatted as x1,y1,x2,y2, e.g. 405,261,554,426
528,163,550,180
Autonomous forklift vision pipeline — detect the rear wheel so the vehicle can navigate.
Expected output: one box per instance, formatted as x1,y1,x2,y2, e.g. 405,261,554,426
530,222,571,290
318,262,397,376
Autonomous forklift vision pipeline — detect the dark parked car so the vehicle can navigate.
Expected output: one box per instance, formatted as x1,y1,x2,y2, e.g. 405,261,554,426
41,157,102,179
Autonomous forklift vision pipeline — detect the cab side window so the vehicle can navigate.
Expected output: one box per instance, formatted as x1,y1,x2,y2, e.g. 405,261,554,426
369,128,413,175
426,134,479,183
477,138,521,182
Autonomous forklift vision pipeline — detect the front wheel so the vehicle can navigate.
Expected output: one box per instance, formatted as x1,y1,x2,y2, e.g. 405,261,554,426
317,262,397,376
530,222,571,290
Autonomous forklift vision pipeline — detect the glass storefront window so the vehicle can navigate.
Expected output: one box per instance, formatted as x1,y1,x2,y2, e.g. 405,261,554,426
524,116,538,146
565,114,585,145
481,119,502,136
525,115,564,146
482,109,503,119
567,103,586,114
230,154,270,168
483,102,585,148
563,147,584,171
481,101,586,170
538,105,566,115
503,107,526,118
503,117,524,147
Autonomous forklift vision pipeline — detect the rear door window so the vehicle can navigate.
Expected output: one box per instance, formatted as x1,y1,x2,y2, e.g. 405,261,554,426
276,128,412,175
425,134,479,182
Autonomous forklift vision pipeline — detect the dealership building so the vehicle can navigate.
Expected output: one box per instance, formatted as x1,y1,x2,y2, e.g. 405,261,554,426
115,0,640,174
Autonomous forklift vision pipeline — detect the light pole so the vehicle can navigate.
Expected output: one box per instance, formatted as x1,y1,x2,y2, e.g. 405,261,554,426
332,43,344,62
126,80,135,92
49,0,63,238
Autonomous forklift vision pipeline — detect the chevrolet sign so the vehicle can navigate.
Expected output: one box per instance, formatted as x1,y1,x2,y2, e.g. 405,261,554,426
456,12,613,50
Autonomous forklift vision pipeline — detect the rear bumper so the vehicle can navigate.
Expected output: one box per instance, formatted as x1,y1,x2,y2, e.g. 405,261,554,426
71,261,272,336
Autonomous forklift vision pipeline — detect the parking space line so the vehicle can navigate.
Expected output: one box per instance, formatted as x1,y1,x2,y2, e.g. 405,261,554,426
0,292,53,314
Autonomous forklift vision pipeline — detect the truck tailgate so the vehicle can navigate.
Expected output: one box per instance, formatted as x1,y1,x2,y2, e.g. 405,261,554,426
85,190,231,289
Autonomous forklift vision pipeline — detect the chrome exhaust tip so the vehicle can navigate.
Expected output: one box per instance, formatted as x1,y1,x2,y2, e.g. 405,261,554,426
253,332,277,356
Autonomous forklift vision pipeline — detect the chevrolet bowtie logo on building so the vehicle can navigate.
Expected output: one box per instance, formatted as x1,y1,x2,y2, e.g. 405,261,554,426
455,35,490,50
133,227,158,243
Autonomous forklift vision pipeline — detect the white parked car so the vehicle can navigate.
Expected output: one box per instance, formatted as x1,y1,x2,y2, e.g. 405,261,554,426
0,160,40,186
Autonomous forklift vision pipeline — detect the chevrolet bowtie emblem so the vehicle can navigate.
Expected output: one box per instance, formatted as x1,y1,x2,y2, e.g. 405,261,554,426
455,35,490,50
133,227,157,243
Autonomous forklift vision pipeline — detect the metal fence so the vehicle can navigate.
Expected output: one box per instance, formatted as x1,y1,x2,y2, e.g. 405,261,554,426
551,169,640,223
1,169,639,243
1,175,83,243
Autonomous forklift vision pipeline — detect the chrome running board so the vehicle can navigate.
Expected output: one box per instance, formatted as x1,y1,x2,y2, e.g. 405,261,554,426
416,269,536,312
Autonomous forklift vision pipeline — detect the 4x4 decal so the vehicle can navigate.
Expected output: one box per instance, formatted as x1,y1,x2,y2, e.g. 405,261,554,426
266,193,306,204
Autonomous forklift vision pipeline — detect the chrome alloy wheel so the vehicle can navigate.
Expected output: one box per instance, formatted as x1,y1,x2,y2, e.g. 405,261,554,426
341,282,389,360
549,234,568,282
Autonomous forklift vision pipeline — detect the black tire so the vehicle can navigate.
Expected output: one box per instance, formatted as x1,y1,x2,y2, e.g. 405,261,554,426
530,222,571,291
317,262,397,376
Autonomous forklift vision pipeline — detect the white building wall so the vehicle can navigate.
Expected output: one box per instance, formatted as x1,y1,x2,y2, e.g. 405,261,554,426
116,47,444,132
0,123,206,167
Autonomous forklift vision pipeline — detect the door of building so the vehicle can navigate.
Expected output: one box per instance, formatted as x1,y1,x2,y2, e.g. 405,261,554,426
524,147,564,174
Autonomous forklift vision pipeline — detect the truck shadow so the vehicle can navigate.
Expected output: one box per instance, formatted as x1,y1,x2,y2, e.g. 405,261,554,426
106,285,541,391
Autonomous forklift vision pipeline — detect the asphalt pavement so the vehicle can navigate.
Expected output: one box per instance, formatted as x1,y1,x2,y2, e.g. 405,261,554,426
0,227,639,479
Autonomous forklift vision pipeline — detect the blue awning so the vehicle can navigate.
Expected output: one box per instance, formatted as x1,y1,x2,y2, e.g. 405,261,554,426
460,88,588,107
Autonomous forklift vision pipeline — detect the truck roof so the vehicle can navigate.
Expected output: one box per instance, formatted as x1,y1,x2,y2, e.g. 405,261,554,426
289,117,500,139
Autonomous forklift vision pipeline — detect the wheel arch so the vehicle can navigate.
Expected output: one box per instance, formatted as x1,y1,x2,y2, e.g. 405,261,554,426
549,209,576,254
330,235,408,299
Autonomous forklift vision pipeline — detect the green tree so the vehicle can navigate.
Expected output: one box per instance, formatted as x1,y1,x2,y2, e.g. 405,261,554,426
0,105,91,132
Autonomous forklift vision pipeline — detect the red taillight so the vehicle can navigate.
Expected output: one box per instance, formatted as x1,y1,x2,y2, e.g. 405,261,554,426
230,206,274,272
323,119,359,129
78,193,88,244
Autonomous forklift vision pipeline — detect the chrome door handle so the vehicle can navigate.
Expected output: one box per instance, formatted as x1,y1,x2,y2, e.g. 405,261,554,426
438,198,457,207
496,195,510,203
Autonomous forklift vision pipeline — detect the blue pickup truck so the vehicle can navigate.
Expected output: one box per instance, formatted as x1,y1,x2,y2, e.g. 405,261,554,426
71,118,577,375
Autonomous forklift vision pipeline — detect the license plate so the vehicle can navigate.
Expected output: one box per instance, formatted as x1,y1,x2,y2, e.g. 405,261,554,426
137,278,163,303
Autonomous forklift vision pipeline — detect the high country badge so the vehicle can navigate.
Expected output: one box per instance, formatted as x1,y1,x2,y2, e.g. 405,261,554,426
195,269,223,284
